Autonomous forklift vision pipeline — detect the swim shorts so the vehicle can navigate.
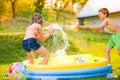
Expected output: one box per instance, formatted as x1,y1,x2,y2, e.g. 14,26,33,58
107,32,120,50
22,38,41,52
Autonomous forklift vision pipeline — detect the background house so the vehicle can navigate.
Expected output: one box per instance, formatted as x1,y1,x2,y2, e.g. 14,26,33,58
77,0,120,32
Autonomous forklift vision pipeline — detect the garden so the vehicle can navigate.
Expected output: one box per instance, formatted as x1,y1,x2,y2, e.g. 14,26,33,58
0,0,120,80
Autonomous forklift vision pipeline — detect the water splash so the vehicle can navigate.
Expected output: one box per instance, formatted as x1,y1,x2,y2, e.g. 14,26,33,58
52,23,69,57
35,23,69,65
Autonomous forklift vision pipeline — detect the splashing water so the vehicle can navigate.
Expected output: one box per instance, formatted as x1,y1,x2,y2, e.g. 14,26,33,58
35,23,69,65
52,23,69,57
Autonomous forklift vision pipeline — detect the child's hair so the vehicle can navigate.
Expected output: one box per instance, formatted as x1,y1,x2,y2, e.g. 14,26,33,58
98,8,109,17
30,13,43,25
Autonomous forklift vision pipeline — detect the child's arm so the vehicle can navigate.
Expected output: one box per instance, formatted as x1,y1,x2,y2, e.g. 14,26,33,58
37,25,54,41
94,19,107,33
44,26,54,39
77,25,97,32
80,19,107,33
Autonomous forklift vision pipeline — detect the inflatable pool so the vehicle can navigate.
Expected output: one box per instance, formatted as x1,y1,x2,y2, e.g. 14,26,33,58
23,54,111,80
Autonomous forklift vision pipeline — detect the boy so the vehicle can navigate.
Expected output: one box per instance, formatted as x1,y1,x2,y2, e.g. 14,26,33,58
83,8,120,64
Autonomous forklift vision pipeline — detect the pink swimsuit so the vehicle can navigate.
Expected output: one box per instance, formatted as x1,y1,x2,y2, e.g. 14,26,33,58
24,26,40,40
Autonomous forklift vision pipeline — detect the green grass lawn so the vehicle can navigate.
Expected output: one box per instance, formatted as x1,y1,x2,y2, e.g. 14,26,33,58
66,29,120,76
0,17,120,80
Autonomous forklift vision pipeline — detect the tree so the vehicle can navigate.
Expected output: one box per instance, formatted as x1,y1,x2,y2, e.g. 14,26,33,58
53,0,87,21
72,0,88,4
34,0,45,14
0,0,6,15
11,0,16,18
54,0,70,21
7,0,17,18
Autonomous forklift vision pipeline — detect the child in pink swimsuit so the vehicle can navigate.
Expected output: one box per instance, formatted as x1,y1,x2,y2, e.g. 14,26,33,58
22,13,54,65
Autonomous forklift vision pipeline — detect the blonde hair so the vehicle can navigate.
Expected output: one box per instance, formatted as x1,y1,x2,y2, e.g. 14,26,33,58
30,13,43,25
98,8,109,17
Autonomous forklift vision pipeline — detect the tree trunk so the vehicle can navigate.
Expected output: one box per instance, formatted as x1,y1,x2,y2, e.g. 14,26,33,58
11,0,16,18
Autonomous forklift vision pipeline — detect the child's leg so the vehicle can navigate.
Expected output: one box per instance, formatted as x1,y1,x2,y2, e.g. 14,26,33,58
35,46,50,65
27,51,34,64
105,46,112,64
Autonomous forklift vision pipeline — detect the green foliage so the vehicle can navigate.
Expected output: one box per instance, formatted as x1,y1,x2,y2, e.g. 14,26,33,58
16,1,35,18
42,9,57,22
34,0,45,14
0,0,6,15
79,0,88,5
41,9,49,20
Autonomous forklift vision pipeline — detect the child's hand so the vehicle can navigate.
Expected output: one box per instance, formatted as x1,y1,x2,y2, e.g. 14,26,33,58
90,26,96,32
48,26,55,33
83,25,89,29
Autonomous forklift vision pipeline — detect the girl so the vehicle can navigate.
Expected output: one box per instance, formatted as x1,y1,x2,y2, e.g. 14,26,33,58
22,13,54,65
